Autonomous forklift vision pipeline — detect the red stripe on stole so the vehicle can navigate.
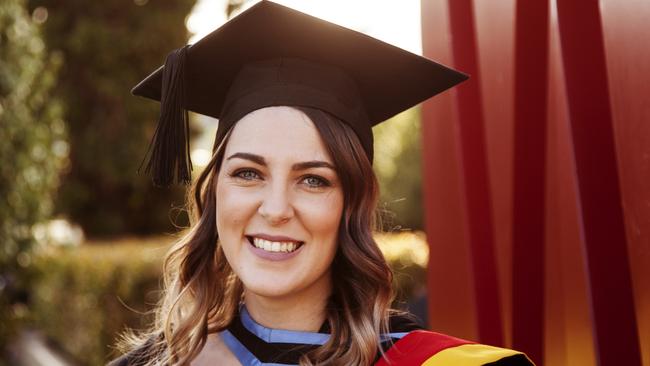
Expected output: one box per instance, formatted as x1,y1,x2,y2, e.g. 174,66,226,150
375,330,474,366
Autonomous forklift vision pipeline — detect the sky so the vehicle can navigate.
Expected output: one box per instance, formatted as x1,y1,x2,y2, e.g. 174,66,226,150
185,0,423,166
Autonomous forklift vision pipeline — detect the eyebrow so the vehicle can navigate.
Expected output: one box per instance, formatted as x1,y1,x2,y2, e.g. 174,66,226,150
226,152,336,171
227,152,265,165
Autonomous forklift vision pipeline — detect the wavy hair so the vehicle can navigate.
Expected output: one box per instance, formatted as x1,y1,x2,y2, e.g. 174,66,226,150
117,106,394,365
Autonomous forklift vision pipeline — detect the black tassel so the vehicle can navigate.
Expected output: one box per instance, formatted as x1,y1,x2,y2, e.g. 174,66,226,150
139,45,193,187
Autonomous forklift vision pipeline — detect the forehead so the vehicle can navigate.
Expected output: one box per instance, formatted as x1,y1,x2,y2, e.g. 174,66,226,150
224,106,332,163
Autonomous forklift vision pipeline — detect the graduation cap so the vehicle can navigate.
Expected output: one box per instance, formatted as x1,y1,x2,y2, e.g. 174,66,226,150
132,0,468,186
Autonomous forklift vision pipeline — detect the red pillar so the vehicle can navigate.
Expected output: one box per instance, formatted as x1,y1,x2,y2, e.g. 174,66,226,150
512,0,549,364
421,0,479,341
556,0,642,365
444,0,504,347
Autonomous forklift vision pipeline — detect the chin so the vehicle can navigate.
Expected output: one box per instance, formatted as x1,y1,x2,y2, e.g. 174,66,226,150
242,278,299,299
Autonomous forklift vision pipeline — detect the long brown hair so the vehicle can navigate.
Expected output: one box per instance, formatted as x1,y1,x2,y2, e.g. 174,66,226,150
118,106,394,365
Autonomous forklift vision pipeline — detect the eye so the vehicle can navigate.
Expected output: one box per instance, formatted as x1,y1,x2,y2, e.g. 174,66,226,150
301,175,330,188
231,169,261,181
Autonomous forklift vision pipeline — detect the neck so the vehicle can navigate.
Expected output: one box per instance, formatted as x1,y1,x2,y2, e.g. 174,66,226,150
244,271,332,332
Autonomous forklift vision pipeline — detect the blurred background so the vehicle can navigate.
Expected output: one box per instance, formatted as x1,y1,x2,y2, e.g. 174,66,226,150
1,0,648,365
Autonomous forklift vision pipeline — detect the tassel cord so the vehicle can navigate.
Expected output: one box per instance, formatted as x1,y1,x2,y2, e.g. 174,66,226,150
138,45,193,186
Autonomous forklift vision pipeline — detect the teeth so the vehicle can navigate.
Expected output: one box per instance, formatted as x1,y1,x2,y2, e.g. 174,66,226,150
252,237,300,253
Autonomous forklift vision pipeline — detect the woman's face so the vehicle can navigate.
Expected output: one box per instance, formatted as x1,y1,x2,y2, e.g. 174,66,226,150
215,106,343,300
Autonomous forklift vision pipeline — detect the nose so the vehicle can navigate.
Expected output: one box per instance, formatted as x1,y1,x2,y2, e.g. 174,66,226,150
258,181,294,225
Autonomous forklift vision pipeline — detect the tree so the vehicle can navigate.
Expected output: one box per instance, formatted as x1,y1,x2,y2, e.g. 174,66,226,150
0,0,66,353
373,107,424,231
27,0,197,237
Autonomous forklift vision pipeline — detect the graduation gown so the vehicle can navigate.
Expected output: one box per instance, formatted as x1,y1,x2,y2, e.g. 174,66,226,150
109,307,534,366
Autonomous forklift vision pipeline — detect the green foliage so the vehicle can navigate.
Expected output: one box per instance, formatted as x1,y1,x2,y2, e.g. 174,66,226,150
376,231,429,305
373,107,424,230
0,0,66,352
30,238,170,366
26,0,197,236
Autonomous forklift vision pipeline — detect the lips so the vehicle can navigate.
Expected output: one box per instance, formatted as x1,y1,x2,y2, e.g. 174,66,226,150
246,235,304,254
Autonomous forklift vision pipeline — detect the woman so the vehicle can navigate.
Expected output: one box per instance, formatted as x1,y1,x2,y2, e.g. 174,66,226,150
112,2,534,365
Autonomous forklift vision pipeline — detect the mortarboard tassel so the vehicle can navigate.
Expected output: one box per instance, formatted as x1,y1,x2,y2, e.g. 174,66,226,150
139,45,193,186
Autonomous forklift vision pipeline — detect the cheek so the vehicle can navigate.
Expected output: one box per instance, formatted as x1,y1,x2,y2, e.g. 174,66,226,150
215,180,256,247
298,191,344,245
215,180,256,276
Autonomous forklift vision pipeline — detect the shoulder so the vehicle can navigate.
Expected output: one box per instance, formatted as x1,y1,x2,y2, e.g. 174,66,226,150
377,330,535,366
107,347,155,366
107,333,239,366
107,355,129,366
106,334,163,366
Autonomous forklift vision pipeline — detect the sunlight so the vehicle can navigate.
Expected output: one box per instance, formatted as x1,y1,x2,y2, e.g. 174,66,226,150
186,0,422,54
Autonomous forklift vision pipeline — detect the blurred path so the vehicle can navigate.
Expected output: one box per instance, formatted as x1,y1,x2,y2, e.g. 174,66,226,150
7,330,71,366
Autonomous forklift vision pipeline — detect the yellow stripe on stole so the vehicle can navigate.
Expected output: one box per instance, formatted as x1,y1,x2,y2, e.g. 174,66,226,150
422,343,533,366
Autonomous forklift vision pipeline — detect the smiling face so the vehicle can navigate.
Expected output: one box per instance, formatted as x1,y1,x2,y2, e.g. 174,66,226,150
215,106,344,301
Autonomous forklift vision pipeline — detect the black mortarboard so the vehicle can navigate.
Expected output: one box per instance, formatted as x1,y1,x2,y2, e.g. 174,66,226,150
132,0,468,186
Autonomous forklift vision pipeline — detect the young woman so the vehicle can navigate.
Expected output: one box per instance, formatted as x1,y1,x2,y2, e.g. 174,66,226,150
111,2,534,365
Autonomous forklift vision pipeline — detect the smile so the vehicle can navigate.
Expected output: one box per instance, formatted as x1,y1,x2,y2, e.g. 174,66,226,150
247,236,304,253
